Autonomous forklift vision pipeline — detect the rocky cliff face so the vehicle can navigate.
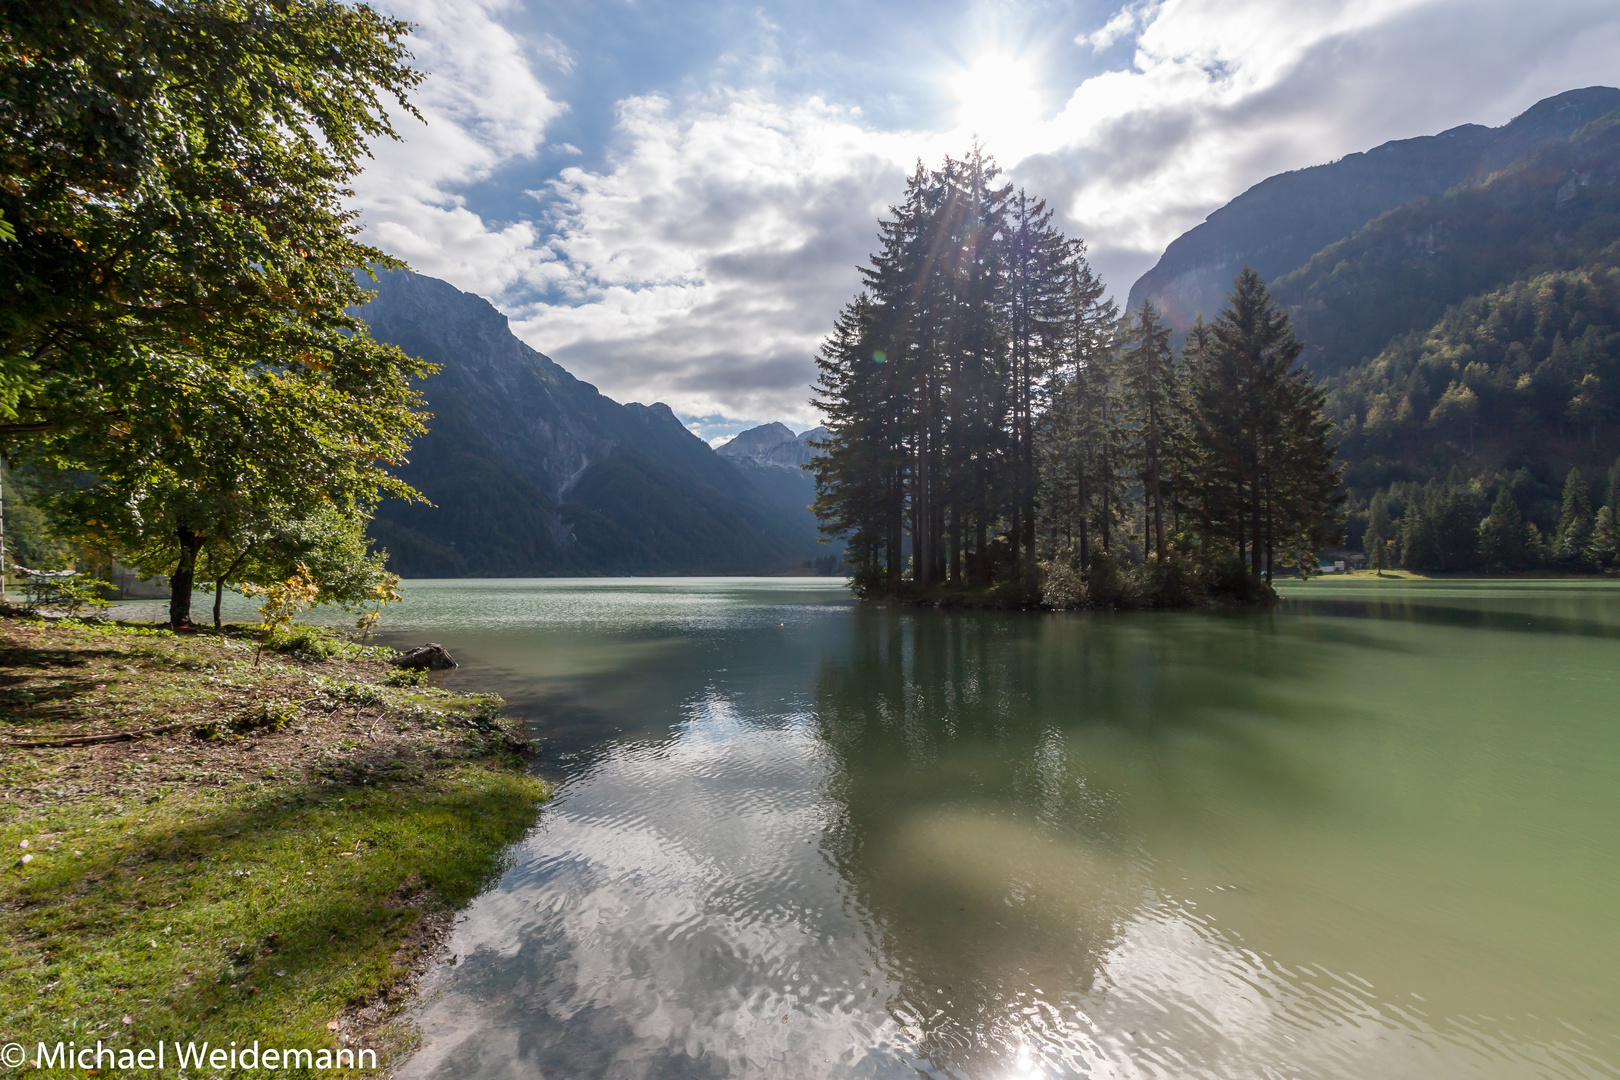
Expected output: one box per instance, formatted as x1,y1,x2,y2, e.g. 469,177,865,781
1127,86,1620,328
356,270,821,576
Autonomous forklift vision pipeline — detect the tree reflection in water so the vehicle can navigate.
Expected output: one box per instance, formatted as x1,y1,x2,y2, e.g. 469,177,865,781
809,606,1341,1077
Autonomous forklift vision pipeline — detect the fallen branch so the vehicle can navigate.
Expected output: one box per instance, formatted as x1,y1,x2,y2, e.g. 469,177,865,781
5,724,186,749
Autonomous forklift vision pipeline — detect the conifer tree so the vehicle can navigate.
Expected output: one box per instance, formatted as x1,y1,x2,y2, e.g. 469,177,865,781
1002,188,1070,584
1366,492,1393,574
1184,270,1341,580
1124,302,1176,562
1553,466,1595,569
1037,255,1116,575
1479,485,1530,572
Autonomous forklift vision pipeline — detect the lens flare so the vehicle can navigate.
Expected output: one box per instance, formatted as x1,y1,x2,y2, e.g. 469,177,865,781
948,52,1044,159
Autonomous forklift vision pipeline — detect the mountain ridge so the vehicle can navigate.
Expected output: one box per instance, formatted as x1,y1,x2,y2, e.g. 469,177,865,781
355,270,823,576
715,423,827,543
1127,86,1620,328
1275,115,1620,374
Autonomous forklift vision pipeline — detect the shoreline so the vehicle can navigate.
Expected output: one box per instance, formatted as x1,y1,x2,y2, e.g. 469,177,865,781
0,614,552,1071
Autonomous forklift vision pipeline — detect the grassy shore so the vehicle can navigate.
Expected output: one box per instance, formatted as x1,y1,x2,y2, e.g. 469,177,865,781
0,615,551,1069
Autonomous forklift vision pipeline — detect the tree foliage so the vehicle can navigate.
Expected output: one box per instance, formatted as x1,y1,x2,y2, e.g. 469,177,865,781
812,155,1344,606
1359,457,1620,575
0,0,431,625
1328,264,1620,500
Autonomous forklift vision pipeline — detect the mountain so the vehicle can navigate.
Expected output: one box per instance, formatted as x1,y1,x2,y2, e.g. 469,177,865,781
715,422,826,532
1275,116,1620,375
1326,263,1620,504
1128,86,1620,329
355,270,822,576
1126,86,1620,549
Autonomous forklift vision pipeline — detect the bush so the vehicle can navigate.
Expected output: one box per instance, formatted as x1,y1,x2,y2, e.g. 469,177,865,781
1202,556,1276,605
17,570,111,616
264,625,340,662
1082,549,1135,609
1040,555,1084,610
195,699,300,739
384,667,427,687
312,677,388,708
849,563,890,600
1139,553,1206,608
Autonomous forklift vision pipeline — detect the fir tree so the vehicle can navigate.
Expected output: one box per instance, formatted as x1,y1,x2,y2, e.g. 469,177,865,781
1479,485,1531,572
1184,270,1342,581
1365,492,1393,574
1553,466,1595,569
1124,302,1176,562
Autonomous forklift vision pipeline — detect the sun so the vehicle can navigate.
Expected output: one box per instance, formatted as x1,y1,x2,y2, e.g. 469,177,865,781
947,52,1044,157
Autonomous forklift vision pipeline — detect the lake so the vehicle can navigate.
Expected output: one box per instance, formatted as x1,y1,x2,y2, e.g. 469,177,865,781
208,578,1620,1077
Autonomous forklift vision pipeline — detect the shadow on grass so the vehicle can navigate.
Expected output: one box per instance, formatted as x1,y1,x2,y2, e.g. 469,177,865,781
0,764,549,1068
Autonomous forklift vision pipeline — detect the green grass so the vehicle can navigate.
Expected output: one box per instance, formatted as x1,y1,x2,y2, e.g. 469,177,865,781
0,617,552,1070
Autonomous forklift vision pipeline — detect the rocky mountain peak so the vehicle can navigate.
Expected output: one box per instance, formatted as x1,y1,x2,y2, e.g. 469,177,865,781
717,423,826,470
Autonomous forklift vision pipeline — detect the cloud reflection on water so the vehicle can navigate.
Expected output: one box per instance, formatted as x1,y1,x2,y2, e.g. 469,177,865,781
389,581,1620,1080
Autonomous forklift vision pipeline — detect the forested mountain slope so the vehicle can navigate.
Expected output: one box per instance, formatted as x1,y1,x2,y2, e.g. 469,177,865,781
355,271,821,576
1327,265,1620,501
1126,87,1620,560
1276,117,1620,375
1127,86,1620,328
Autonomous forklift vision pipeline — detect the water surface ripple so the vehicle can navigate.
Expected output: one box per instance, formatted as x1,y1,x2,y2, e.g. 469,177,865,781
349,578,1619,1079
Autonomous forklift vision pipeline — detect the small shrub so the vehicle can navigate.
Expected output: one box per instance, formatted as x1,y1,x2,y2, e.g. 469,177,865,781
237,699,301,733
57,575,113,616
194,700,300,740
313,678,387,708
1040,550,1084,609
16,569,111,615
849,563,889,600
1139,553,1205,608
384,667,427,687
353,577,403,643
264,625,339,662
242,565,320,662
1202,556,1276,605
1084,549,1134,608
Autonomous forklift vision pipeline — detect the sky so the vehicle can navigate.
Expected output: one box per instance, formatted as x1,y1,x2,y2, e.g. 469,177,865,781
350,0,1620,442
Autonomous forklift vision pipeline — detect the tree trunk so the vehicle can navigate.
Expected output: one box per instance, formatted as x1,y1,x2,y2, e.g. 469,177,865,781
1077,468,1090,578
0,457,8,604
169,527,205,629
214,578,225,631
1148,401,1165,562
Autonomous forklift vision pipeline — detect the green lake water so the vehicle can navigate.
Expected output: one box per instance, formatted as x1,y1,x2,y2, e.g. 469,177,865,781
171,578,1620,1077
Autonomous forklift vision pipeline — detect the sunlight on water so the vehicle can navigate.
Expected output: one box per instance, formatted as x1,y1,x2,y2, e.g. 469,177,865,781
155,577,1620,1079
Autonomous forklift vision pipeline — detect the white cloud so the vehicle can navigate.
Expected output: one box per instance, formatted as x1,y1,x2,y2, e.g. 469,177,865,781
508,92,924,426
1011,0,1620,305
351,0,565,297
1079,3,1155,53
351,0,1620,427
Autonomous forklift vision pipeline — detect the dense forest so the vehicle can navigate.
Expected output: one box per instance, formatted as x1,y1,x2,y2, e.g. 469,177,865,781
1131,95,1620,580
1312,121,1620,573
1333,266,1620,572
810,153,1342,608
1277,117,1620,377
